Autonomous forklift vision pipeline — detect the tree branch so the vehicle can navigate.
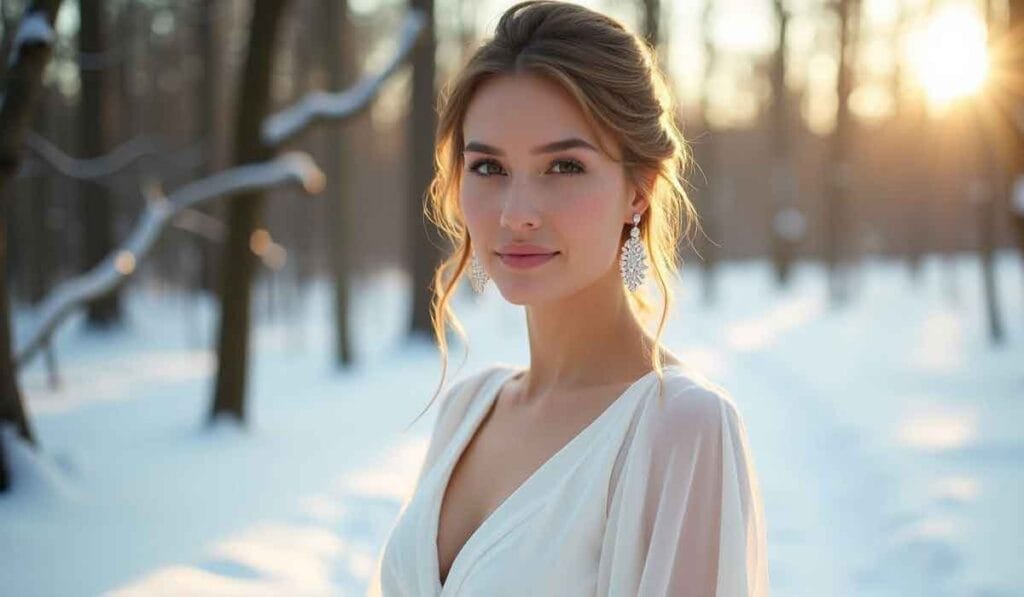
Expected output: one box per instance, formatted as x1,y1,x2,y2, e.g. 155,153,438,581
14,151,325,367
261,9,425,147
0,3,61,181
23,132,160,180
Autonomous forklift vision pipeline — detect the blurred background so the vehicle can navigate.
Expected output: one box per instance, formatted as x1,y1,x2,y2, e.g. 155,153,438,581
0,0,1021,595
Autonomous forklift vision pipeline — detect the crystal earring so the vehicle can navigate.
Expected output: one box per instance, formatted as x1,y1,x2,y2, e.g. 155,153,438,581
469,251,489,293
620,212,647,292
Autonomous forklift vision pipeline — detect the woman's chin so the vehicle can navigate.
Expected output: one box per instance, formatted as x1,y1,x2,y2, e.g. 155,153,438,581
493,281,553,306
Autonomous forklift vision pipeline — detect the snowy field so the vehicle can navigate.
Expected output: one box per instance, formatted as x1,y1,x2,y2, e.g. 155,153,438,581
1,252,1021,597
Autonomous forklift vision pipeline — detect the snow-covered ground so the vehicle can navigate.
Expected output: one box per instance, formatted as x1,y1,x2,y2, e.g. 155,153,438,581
1,252,1021,597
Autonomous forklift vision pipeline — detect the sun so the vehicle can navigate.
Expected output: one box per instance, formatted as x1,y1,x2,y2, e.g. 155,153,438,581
905,4,990,108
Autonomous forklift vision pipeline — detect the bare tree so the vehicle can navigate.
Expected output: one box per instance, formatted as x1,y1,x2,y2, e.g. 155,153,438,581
209,0,295,423
888,1,926,281
209,1,425,422
769,0,802,287
1009,1,1024,274
692,0,722,305
324,0,357,368
0,0,64,491
15,153,325,370
966,0,1006,344
641,0,660,48
195,0,225,295
407,0,439,340
78,0,121,326
824,0,860,306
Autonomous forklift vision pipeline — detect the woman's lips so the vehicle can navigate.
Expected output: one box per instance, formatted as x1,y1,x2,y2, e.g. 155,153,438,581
496,252,559,269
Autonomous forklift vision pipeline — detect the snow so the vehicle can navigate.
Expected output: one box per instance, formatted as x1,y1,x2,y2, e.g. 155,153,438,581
262,10,426,147
15,151,325,368
23,132,159,181
2,252,1022,596
8,11,55,68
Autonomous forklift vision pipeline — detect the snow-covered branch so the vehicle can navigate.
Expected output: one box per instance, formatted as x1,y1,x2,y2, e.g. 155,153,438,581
0,0,61,184
140,179,227,242
262,9,425,147
7,10,55,67
172,207,226,242
14,152,325,367
24,132,160,180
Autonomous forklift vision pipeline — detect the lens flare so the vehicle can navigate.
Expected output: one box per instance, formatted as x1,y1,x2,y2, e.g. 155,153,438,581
906,5,990,108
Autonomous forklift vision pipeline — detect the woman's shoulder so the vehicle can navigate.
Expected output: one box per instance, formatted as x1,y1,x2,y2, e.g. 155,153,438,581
642,363,744,437
415,363,518,482
435,362,518,421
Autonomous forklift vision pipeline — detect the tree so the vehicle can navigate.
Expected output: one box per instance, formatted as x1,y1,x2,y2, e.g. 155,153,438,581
209,0,425,421
641,0,660,49
768,0,802,287
1009,1,1024,269
78,0,121,326
824,0,860,306
324,0,357,368
692,0,722,305
407,0,439,340
0,0,64,491
194,0,226,295
209,0,294,423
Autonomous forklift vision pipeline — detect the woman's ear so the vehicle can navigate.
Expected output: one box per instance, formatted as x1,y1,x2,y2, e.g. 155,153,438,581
627,190,650,221
625,170,656,222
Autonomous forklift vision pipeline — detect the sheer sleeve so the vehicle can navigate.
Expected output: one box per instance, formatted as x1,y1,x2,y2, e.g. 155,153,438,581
596,382,769,597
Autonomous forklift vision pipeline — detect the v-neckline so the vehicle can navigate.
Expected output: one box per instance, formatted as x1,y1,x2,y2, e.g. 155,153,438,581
431,363,677,593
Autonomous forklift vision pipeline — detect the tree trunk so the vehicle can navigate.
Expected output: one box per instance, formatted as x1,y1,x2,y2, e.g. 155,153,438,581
971,0,1004,345
769,0,797,287
209,0,292,423
694,0,720,305
641,0,660,49
78,0,120,326
0,0,64,491
407,0,439,340
1008,1,1024,274
325,0,357,368
825,0,858,306
195,0,223,296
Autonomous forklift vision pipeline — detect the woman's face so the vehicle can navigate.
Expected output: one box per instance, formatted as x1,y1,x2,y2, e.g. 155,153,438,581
459,72,644,306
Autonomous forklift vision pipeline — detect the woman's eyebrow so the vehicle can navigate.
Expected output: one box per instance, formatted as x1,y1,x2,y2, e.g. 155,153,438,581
463,137,598,155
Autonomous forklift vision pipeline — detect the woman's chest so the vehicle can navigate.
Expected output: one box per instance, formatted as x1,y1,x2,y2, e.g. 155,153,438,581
436,403,620,581
379,431,625,596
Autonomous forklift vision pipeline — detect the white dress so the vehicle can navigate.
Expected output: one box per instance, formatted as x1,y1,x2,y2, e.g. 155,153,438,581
366,363,769,596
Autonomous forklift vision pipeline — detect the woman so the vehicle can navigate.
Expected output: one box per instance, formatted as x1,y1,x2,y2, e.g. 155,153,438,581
368,1,769,595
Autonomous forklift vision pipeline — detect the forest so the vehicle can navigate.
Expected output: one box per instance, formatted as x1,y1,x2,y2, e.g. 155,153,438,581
0,0,1021,595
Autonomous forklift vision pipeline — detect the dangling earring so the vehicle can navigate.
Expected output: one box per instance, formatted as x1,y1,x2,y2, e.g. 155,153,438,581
620,212,647,292
469,252,490,293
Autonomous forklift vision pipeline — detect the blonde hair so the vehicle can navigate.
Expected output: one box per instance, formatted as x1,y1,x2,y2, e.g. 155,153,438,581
413,0,701,425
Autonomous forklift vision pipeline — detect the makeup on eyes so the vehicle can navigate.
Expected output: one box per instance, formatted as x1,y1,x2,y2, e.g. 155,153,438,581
465,157,586,176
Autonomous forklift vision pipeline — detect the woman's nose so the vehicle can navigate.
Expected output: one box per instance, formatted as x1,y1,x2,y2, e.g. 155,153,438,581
499,182,541,230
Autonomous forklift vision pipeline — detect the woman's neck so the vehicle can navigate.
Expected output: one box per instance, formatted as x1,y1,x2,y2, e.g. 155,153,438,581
520,266,668,399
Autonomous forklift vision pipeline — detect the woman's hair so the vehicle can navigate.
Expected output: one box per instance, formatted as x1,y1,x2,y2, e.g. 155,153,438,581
413,0,701,425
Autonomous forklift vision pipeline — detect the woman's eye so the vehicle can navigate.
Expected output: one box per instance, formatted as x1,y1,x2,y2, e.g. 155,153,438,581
469,160,505,177
467,158,583,176
549,159,585,175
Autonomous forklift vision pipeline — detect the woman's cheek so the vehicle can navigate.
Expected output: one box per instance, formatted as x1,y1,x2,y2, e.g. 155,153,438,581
459,187,490,229
552,187,604,227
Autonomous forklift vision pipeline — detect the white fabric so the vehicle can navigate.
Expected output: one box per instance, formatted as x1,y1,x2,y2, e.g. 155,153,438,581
366,363,769,596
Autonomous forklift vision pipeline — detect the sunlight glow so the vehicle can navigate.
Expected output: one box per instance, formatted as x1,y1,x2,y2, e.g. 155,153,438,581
906,5,990,107
897,409,977,452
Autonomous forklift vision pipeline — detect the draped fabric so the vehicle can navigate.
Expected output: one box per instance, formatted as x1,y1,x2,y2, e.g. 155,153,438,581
366,363,769,596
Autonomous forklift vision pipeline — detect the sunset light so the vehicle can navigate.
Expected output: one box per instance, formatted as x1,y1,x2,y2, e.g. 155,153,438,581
906,5,990,107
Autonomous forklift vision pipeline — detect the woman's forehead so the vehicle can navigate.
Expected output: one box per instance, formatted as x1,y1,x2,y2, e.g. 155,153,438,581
462,72,619,159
